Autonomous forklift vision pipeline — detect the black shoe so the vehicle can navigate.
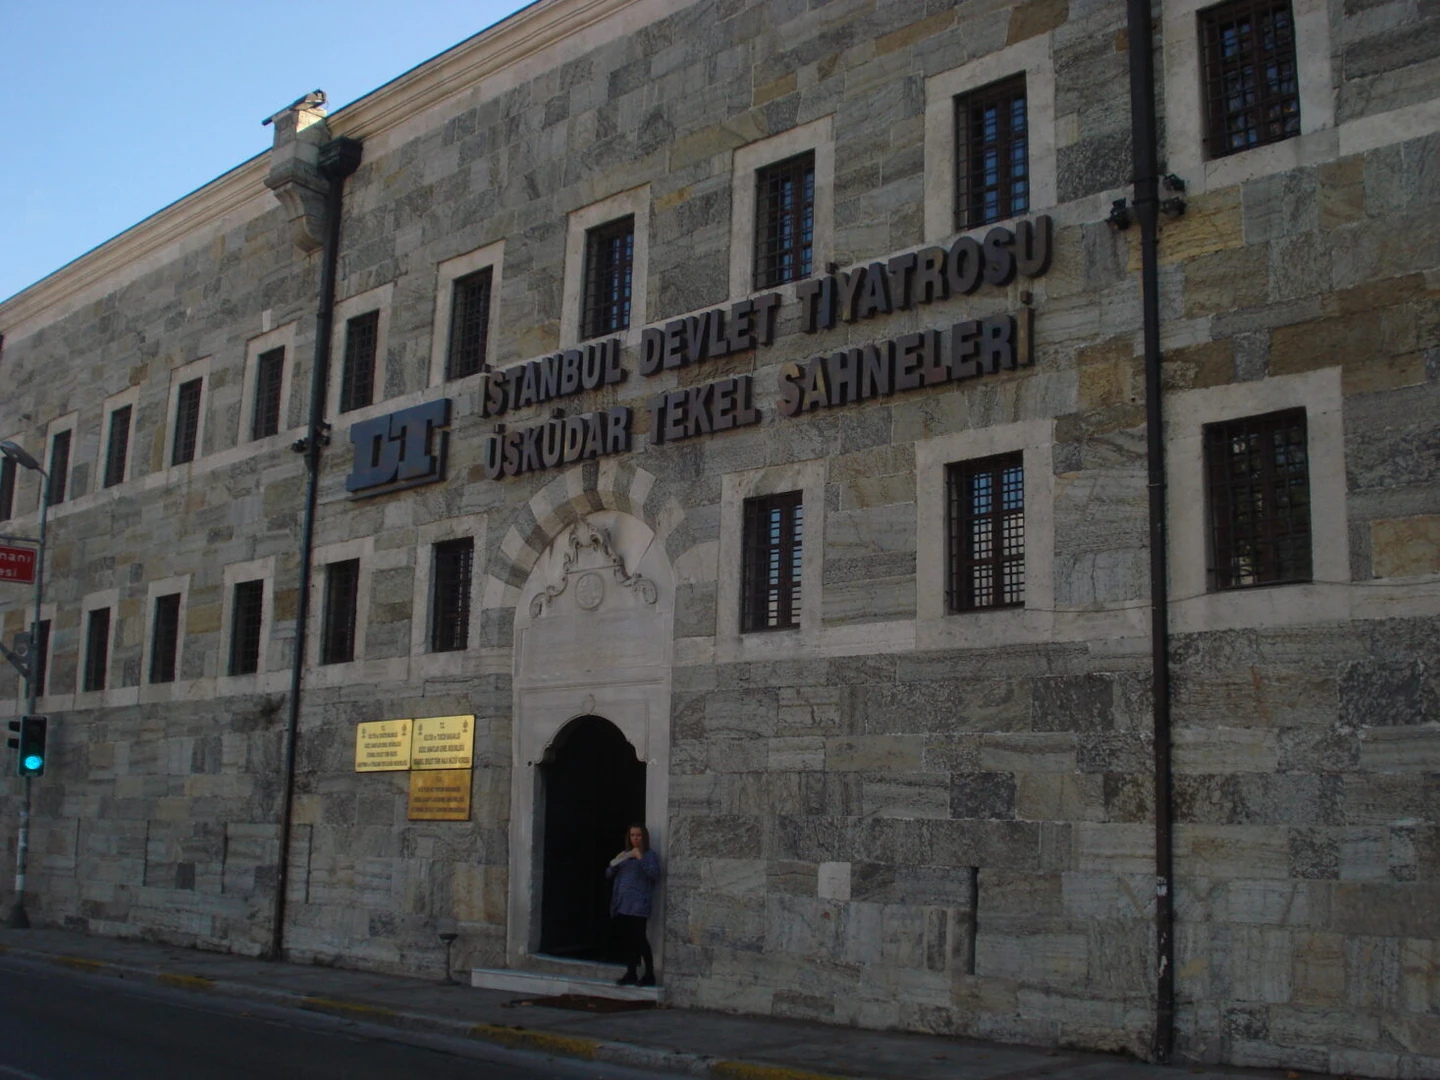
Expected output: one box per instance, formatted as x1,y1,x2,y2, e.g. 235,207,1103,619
637,973,655,987
617,971,638,986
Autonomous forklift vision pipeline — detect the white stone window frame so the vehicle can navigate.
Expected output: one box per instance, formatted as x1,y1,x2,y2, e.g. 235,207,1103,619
409,515,487,679
76,588,132,708
1162,0,1335,196
239,321,299,447
97,388,140,492
715,458,826,663
307,536,398,689
924,36,1057,245
9,600,56,710
728,116,835,301
430,240,506,387
219,556,279,695
326,282,395,423
1167,366,1347,633
164,356,212,474
43,412,79,509
559,188,650,347
138,574,190,705
915,420,1057,651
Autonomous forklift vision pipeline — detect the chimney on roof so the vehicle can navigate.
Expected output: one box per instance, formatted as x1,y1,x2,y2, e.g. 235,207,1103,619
263,91,333,255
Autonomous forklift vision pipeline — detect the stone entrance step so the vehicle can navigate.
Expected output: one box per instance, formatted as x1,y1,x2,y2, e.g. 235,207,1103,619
470,965,662,1002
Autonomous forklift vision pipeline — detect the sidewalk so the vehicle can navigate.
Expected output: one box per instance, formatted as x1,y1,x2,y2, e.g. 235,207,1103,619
0,927,1293,1080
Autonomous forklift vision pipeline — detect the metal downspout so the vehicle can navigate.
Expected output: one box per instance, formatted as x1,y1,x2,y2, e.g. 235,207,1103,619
1124,0,1176,1061
269,137,362,960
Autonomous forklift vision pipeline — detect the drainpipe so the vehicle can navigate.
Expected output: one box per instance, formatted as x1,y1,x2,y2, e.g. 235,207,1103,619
1122,0,1176,1062
262,93,362,959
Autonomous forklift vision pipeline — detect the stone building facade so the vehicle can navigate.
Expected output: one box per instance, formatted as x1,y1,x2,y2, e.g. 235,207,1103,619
1,0,1437,1075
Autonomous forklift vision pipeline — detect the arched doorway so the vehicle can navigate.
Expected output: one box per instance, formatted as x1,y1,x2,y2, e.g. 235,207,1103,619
538,715,646,959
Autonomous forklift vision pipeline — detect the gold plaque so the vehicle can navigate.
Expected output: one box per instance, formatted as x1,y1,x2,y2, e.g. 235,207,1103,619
411,714,476,770
355,719,413,772
409,769,472,821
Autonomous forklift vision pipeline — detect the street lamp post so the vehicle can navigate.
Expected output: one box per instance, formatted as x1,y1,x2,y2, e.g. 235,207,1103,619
1,439,49,930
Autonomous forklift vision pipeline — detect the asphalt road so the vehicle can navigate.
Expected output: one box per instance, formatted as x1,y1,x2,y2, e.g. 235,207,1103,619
0,962,683,1080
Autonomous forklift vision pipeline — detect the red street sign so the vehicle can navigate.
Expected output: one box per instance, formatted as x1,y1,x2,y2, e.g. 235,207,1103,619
0,545,37,584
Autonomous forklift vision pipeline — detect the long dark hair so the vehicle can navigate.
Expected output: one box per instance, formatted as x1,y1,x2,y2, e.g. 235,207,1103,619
626,822,650,852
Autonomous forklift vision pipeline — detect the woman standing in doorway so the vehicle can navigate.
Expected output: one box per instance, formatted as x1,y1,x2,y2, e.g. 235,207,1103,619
606,823,660,986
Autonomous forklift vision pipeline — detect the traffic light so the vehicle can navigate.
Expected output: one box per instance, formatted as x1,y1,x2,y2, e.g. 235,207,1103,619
7,715,47,777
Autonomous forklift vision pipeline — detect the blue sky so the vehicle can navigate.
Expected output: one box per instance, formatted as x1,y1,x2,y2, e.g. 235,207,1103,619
0,1,528,303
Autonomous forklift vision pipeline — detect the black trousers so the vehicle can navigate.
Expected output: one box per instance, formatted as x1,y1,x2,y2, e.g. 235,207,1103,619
613,914,653,976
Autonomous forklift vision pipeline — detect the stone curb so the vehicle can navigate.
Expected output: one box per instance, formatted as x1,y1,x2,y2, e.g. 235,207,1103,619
0,944,857,1080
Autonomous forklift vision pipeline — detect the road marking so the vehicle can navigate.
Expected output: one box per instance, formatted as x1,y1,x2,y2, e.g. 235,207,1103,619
0,1064,50,1080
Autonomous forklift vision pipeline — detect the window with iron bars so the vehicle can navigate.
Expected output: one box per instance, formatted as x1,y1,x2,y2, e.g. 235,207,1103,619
339,312,379,413
1204,408,1311,590
582,217,635,340
252,348,285,440
103,406,132,488
1199,0,1300,159
172,379,203,465
83,607,110,693
320,559,360,665
754,153,815,290
947,454,1025,612
149,593,182,684
430,538,474,653
447,270,493,379
47,430,71,505
0,456,15,521
230,580,265,676
741,492,803,632
954,75,1029,232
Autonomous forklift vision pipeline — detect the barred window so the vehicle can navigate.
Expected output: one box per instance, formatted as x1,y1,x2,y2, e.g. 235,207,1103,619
1204,409,1311,589
447,270,493,379
252,348,285,440
0,456,14,521
104,406,132,488
149,593,182,684
339,312,379,414
320,559,360,665
1200,0,1300,159
230,580,264,676
954,75,1029,231
947,454,1025,612
754,153,815,290
741,492,803,632
48,430,71,505
172,378,203,465
83,607,110,693
430,538,474,653
582,218,634,340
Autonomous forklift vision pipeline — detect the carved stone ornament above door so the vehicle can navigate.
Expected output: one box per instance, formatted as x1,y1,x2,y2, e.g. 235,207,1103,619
529,518,659,618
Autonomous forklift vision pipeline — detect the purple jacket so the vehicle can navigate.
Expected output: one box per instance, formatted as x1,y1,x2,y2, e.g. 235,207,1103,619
606,849,660,917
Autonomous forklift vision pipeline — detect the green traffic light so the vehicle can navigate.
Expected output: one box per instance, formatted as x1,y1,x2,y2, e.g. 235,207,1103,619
22,754,42,772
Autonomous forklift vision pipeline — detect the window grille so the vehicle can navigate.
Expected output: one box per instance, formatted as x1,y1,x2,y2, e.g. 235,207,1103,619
321,559,360,665
1200,0,1300,158
339,312,379,413
149,593,181,684
47,430,71,505
32,619,49,698
954,75,1029,231
582,218,635,340
83,607,110,692
252,348,285,440
446,270,493,379
754,153,815,290
230,580,265,676
741,492,803,632
0,457,14,521
430,538,474,652
1204,409,1311,589
104,406,132,488
947,454,1025,612
172,379,203,465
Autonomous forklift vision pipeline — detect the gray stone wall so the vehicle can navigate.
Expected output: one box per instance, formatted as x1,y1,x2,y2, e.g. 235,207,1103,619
1,0,1437,1074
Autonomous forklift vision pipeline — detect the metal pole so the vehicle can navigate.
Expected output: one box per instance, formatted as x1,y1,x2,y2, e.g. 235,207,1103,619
7,467,48,929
